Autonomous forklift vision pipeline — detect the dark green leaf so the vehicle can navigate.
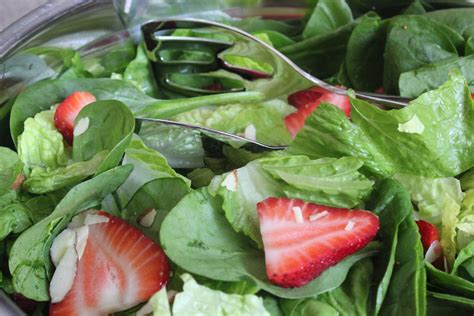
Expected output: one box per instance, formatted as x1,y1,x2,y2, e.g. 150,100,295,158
383,15,460,94
303,0,353,39
123,44,160,97
466,37,474,56
426,262,474,299
427,291,474,311
160,188,380,299
399,55,474,98
426,8,474,39
8,165,133,301
452,241,474,282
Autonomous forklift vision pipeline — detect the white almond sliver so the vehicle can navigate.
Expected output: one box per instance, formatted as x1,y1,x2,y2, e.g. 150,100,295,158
292,206,304,223
84,213,110,226
49,247,78,303
73,117,90,137
309,211,329,222
50,229,76,267
244,124,257,141
75,226,89,260
139,209,157,228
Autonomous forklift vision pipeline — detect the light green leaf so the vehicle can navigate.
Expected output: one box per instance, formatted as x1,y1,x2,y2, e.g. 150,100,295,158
441,195,461,269
172,274,270,316
17,109,70,170
394,174,463,224
0,147,23,195
123,44,160,97
452,241,474,283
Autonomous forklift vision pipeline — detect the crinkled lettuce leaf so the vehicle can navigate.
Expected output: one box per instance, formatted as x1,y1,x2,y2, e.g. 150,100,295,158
172,274,270,316
289,72,474,178
394,174,463,224
209,155,373,247
441,195,462,269
17,109,70,171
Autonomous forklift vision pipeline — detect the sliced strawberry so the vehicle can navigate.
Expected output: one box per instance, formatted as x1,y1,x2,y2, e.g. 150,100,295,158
416,220,443,268
54,91,96,144
471,93,474,100
285,87,351,137
50,212,169,315
257,197,379,288
375,87,385,94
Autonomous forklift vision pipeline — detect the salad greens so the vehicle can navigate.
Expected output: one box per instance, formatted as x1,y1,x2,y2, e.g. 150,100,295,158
2,1,474,315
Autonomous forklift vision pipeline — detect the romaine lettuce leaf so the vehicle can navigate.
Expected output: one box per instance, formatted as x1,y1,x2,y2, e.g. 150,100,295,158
441,195,461,268
172,274,270,316
289,73,474,178
17,109,70,171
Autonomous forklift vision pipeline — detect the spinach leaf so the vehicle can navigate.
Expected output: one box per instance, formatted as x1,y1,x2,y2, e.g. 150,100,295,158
22,151,107,194
99,39,136,75
0,147,23,195
8,165,133,301
426,8,474,39
303,0,353,39
466,37,474,56
160,188,380,299
399,55,474,98
10,78,264,145
364,179,426,316
452,241,474,282
281,258,374,316
427,291,474,311
383,15,460,94
427,294,472,316
123,44,160,97
72,100,135,174
426,262,474,299
280,22,355,78
402,2,427,15
345,14,388,91
252,31,295,49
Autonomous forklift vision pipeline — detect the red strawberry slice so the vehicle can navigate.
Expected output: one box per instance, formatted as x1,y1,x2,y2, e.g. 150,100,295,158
416,220,443,268
54,91,96,144
50,212,169,315
257,197,379,288
285,87,351,137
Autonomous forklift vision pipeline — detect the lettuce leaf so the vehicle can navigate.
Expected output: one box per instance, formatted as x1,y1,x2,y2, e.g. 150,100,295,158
441,195,461,269
17,109,70,171
0,147,23,195
289,72,474,178
172,274,270,316
394,174,463,224
209,155,373,247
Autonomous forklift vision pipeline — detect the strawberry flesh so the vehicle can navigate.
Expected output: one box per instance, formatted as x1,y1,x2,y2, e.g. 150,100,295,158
49,211,169,315
285,87,351,137
416,220,440,253
54,91,96,144
257,197,379,288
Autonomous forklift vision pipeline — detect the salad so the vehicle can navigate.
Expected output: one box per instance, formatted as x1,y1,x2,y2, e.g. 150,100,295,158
1,1,474,315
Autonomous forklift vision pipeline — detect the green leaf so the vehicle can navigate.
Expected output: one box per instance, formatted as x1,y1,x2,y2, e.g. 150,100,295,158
426,8,474,39
172,274,270,316
22,151,107,194
0,147,23,195
303,0,353,39
160,188,380,299
123,44,160,97
399,55,474,98
466,37,474,56
281,258,374,316
393,174,463,224
252,31,295,49
259,155,373,208
17,109,70,170
72,100,135,174
426,262,474,299
222,55,274,76
139,123,205,169
452,241,474,283
383,15,460,94
427,292,474,312
10,78,264,145
345,14,387,91
440,194,461,268
8,165,133,301
366,179,425,316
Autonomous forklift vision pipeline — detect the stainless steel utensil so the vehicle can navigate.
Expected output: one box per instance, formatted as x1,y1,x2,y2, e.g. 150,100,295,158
141,18,411,108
